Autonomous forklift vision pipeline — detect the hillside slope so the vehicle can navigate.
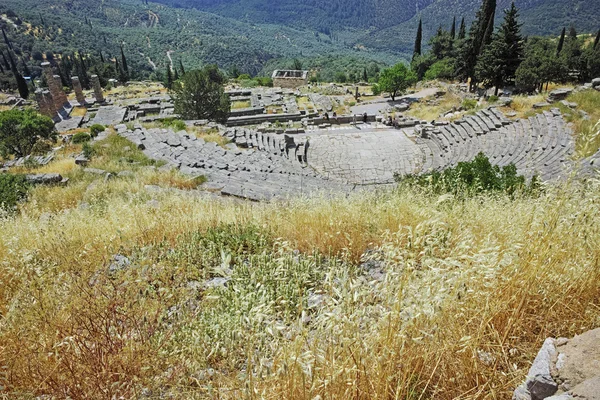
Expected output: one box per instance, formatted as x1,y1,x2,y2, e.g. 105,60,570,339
155,0,600,52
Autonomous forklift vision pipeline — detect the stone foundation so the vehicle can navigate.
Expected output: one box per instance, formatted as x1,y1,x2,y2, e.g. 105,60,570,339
272,70,308,89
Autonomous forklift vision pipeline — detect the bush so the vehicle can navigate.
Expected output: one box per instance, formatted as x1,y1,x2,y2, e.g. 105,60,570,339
161,118,187,131
0,174,29,210
396,153,539,197
30,139,54,155
72,132,91,144
89,124,106,137
237,74,251,80
462,98,478,110
371,84,381,96
82,143,95,159
0,108,56,158
488,95,499,103
423,59,455,81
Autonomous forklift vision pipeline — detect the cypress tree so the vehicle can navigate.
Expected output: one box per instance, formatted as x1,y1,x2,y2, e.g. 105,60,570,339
594,29,600,50
450,16,456,39
413,19,423,59
100,51,105,63
363,67,368,82
481,10,496,51
179,59,185,76
120,45,128,74
39,13,45,26
7,50,28,99
166,67,173,89
556,27,566,56
458,17,466,40
2,28,13,50
0,62,4,74
174,67,179,82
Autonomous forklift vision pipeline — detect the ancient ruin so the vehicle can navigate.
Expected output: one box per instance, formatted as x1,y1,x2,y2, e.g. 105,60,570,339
272,70,309,88
71,76,86,105
91,75,105,103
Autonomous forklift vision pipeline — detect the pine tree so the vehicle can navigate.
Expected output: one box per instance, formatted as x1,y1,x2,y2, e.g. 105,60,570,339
450,16,456,39
413,19,423,59
458,17,466,40
475,2,524,94
556,27,566,56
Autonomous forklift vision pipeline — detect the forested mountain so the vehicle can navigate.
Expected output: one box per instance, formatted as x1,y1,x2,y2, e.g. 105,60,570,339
0,0,396,87
155,0,600,52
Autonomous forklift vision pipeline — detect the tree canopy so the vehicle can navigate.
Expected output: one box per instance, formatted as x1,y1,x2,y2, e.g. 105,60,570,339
378,63,416,101
172,66,230,123
0,108,56,158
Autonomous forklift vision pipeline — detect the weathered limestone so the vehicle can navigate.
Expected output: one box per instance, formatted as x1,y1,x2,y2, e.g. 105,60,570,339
272,70,308,88
35,89,56,119
53,75,69,106
41,62,68,111
71,76,86,105
91,75,105,103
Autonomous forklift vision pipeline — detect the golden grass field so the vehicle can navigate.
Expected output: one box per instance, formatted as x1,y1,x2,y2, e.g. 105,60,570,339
1,126,600,398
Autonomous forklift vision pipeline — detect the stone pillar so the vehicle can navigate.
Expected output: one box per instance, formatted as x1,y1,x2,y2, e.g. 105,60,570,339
41,62,67,110
53,75,69,106
35,89,57,119
91,75,104,103
71,76,86,105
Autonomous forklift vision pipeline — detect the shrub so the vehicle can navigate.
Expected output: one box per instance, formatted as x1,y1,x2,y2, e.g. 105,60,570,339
72,132,91,144
462,98,478,110
82,143,95,159
423,59,455,81
0,174,29,210
396,152,539,197
30,139,54,155
0,108,56,158
89,124,106,137
488,95,499,103
161,118,187,131
371,84,381,96
237,74,251,80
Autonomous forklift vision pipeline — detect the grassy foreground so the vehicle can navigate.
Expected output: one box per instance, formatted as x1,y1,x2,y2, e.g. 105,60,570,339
1,165,599,399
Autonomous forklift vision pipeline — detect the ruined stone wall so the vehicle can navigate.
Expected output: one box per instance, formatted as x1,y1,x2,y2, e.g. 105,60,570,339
273,77,308,89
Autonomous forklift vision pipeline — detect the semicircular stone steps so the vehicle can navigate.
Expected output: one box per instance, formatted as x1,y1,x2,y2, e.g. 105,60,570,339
415,107,575,180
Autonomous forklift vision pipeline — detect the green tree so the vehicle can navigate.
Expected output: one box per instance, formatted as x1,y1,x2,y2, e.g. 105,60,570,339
413,19,423,60
458,17,466,40
556,27,566,56
378,63,416,101
166,66,173,89
0,108,56,158
450,16,456,39
291,59,303,70
424,59,455,81
430,26,455,60
172,66,230,122
475,2,524,95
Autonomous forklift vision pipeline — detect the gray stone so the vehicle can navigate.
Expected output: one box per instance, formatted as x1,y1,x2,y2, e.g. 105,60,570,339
75,155,89,165
146,199,160,208
592,78,600,88
515,338,558,400
108,254,131,273
547,88,573,102
84,168,107,175
25,173,63,185
117,170,134,178
204,277,230,289
533,102,551,109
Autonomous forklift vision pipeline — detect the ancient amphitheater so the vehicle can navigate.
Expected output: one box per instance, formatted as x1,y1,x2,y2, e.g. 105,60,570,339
119,106,590,201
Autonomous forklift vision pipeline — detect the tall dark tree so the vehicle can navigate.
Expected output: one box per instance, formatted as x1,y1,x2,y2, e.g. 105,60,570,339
166,66,173,89
450,16,456,39
481,10,496,51
2,28,13,50
458,17,466,40
120,45,128,75
99,51,105,63
594,29,600,50
430,26,454,60
179,59,185,76
7,50,28,99
363,67,368,82
556,27,566,56
476,2,524,95
172,66,230,122
456,0,497,90
413,19,423,59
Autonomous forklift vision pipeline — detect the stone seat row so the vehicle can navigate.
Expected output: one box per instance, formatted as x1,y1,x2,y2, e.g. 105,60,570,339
416,108,574,180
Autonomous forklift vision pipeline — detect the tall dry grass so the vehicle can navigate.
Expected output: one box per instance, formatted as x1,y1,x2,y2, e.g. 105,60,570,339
1,170,599,398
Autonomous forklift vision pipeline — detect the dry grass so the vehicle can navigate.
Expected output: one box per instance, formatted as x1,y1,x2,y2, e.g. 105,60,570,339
507,94,547,118
2,170,600,399
406,92,464,121
1,132,600,399
231,100,251,109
